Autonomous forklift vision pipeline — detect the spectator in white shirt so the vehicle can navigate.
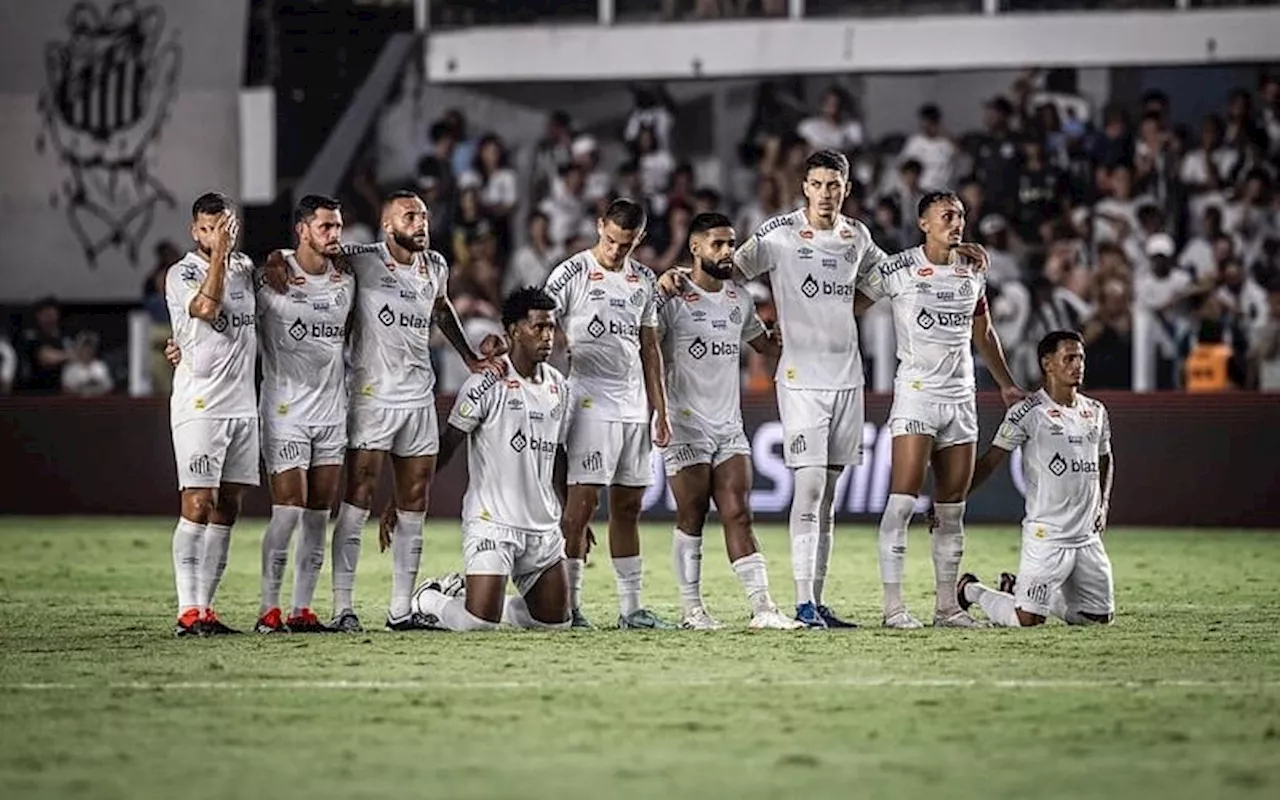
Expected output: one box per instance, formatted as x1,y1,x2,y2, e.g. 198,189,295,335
571,135,613,205
503,211,563,295
0,335,15,393
538,164,589,247
899,104,957,193
796,85,865,155
61,330,113,397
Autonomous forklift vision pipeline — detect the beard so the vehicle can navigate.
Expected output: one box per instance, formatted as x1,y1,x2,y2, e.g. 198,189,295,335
703,258,734,280
392,230,427,252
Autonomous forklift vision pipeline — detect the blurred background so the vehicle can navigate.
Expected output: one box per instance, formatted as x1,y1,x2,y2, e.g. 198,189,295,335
1,0,1278,524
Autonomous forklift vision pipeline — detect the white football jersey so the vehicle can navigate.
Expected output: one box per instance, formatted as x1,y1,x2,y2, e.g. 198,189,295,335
543,250,658,423
448,359,572,533
657,281,765,437
993,390,1113,546
255,255,355,426
734,210,888,390
166,251,258,425
858,246,989,402
343,242,449,408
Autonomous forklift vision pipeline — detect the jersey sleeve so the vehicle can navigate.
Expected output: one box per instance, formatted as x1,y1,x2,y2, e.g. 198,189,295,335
429,251,450,300
556,377,575,445
448,373,500,433
1097,404,1112,457
734,229,776,280
165,261,201,324
856,251,905,303
639,267,660,329
542,258,582,318
740,295,767,342
992,404,1031,451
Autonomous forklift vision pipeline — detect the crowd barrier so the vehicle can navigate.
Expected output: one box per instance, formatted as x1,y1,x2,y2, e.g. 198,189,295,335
1,393,1277,527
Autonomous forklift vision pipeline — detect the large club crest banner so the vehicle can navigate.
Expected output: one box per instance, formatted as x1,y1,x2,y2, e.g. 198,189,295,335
0,0,247,302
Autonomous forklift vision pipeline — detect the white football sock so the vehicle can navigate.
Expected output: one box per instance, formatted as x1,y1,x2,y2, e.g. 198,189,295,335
198,522,233,610
415,588,497,631
814,468,841,605
503,595,570,630
671,529,704,612
931,501,966,616
613,555,643,617
967,582,1021,627
260,505,303,614
291,509,328,614
331,502,368,613
389,509,426,618
566,557,585,611
790,466,826,605
731,552,774,615
172,518,206,614
878,493,915,616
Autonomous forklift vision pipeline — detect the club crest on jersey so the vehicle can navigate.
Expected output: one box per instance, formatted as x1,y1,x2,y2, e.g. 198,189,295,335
628,289,645,307
958,280,973,298
843,246,859,265
729,306,742,324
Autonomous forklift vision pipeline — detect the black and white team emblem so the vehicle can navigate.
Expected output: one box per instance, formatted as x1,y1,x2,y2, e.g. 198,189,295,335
789,435,807,455
581,451,603,472
210,313,228,333
587,315,606,338
288,318,307,341
729,305,742,325
958,280,973,298
1048,452,1068,477
801,274,819,299
37,0,182,266
509,430,527,453
629,289,645,307
188,453,211,477
377,304,395,326
916,309,935,330
279,441,301,462
688,337,708,359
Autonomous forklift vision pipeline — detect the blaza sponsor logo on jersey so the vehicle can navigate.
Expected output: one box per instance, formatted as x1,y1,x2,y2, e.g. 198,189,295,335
376,303,430,329
586,314,638,338
510,429,556,456
688,337,739,359
800,274,853,299
1048,451,1096,476
210,311,254,333
915,309,971,329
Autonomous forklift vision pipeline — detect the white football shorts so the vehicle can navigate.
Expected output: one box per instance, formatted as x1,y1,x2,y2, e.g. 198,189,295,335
776,385,865,468
261,419,346,475
347,404,439,458
662,421,751,477
462,519,566,597
888,393,979,449
1014,537,1115,618
565,417,652,487
172,417,261,490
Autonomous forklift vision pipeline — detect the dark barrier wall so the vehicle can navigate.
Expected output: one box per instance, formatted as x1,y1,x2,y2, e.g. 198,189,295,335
2,393,1278,527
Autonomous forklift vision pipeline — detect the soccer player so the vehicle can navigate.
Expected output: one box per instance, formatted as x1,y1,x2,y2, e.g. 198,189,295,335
956,330,1116,627
405,287,572,631
658,213,802,631
263,190,503,632
543,198,672,629
855,191,1022,629
251,195,355,633
166,192,257,636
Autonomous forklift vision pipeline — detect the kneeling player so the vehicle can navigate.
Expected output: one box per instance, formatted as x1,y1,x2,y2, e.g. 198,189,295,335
408,288,572,630
957,331,1116,627
660,214,802,630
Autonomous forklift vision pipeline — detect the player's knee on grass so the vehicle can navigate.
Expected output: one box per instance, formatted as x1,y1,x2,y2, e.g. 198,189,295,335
463,574,508,624
181,489,217,524
1016,608,1047,627
523,561,571,625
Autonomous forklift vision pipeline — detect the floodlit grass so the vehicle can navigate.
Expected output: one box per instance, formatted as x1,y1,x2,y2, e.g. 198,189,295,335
1,518,1278,799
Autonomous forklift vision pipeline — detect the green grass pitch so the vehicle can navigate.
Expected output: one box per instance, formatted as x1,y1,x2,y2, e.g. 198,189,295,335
1,518,1278,799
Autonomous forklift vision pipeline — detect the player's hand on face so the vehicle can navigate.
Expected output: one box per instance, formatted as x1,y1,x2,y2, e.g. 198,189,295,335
378,504,397,552
212,211,234,253
164,338,182,367
1000,384,1026,407
653,413,672,448
953,243,990,273
264,249,291,294
656,268,689,298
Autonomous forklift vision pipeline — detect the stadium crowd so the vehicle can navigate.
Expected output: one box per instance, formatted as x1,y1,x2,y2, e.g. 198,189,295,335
3,69,1278,396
